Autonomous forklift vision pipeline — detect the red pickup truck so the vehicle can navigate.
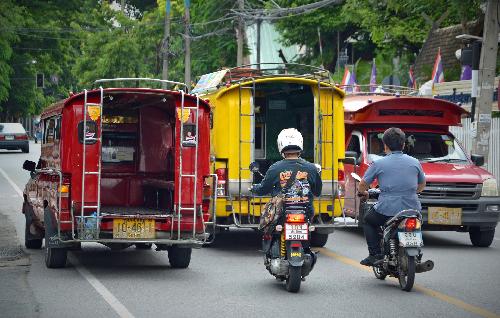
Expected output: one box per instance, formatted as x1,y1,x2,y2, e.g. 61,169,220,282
343,94,500,247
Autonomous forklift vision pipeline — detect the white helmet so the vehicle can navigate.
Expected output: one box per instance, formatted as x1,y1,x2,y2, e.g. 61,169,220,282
277,128,303,154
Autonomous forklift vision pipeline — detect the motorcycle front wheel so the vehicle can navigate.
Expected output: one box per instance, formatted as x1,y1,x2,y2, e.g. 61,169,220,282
286,266,302,293
398,251,415,292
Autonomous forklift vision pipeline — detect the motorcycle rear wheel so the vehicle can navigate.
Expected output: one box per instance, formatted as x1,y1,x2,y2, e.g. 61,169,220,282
286,266,302,293
398,252,415,292
373,265,387,280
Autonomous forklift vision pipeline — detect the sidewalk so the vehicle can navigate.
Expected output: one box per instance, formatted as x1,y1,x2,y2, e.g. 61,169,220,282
0,212,39,317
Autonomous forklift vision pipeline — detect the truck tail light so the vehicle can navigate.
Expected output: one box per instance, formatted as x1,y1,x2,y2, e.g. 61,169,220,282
59,184,70,210
215,168,227,197
338,168,345,182
16,134,28,140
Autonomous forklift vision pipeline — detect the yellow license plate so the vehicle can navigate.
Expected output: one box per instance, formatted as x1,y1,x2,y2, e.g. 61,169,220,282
428,207,462,225
113,218,155,239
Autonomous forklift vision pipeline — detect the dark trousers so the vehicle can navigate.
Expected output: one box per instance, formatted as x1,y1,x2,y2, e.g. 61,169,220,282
363,207,391,256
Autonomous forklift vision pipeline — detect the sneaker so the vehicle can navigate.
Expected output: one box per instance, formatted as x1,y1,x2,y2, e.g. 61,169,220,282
360,254,383,266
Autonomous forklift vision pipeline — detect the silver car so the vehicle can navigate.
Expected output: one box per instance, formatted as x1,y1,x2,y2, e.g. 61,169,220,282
0,123,29,153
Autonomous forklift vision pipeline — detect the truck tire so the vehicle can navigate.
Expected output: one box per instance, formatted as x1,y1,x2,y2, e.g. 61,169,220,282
25,223,42,249
45,246,67,268
310,232,329,247
168,246,192,268
22,145,29,153
469,227,495,247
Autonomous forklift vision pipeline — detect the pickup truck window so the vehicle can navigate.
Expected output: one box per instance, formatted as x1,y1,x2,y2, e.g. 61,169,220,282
367,132,468,163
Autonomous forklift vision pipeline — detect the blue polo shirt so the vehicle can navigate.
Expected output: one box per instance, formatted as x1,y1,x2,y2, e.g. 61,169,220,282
362,151,425,216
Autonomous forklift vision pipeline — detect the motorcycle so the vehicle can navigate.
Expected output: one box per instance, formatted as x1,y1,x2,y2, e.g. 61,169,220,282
352,173,434,292
250,162,316,293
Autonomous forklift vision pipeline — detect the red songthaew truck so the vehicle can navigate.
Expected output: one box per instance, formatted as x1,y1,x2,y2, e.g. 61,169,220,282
22,79,216,268
342,94,500,247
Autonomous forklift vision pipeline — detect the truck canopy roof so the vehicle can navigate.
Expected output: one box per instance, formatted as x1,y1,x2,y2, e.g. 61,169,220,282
344,95,468,126
40,88,210,118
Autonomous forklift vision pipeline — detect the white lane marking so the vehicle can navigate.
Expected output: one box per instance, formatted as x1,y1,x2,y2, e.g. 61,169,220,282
0,168,23,197
0,168,135,318
494,237,500,241
69,253,135,318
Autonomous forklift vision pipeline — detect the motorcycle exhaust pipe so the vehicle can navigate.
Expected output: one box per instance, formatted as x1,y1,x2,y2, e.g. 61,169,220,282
416,260,434,273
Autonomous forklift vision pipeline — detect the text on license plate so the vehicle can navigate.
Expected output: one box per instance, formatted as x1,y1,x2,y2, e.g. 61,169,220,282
285,223,308,240
5,135,14,140
398,232,423,247
113,218,155,239
428,207,462,225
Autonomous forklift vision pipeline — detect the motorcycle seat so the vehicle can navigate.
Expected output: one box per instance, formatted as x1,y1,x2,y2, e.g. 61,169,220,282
384,209,421,227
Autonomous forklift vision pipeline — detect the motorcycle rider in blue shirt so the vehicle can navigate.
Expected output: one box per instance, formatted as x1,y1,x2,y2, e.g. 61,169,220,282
357,127,426,266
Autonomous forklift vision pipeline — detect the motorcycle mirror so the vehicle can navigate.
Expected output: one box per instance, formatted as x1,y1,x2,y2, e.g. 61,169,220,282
314,163,322,173
249,161,260,172
351,172,362,182
23,160,36,172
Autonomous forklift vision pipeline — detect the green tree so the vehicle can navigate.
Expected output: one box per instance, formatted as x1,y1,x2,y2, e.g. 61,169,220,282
0,1,25,107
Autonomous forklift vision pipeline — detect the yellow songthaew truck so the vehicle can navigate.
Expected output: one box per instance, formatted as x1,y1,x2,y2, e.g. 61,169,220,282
194,64,346,246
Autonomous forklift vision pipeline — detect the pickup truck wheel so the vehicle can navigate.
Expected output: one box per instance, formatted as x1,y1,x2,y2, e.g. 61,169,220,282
25,223,42,249
22,145,29,153
45,246,67,268
469,227,495,247
168,246,192,268
310,232,328,247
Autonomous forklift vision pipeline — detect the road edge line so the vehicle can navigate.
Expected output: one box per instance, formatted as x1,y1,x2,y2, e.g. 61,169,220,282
0,168,23,197
317,247,500,318
68,253,135,318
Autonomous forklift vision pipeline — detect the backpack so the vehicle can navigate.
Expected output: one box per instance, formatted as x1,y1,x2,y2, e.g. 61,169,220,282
258,168,298,232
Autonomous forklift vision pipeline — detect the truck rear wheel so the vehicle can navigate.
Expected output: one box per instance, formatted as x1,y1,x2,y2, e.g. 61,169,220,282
168,246,192,268
310,232,329,247
45,246,67,268
469,227,495,247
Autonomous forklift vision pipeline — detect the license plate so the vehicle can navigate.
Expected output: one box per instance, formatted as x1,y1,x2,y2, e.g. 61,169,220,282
113,218,155,239
5,135,14,140
428,207,462,225
285,223,308,240
398,232,423,247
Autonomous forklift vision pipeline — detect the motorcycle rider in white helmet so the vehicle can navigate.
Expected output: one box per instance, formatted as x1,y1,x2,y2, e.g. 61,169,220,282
251,128,322,225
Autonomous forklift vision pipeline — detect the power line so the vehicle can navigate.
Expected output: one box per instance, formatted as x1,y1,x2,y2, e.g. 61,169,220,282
232,0,342,21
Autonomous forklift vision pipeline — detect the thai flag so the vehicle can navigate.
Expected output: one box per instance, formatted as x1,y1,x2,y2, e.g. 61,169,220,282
460,65,472,80
431,47,444,84
369,60,377,92
341,66,359,92
407,65,416,89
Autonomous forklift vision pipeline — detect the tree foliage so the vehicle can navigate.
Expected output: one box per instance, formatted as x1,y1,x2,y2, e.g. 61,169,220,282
275,0,482,84
0,0,484,119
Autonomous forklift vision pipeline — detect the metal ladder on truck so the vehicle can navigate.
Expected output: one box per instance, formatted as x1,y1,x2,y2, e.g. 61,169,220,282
317,82,358,228
78,87,104,240
174,91,201,241
235,78,259,228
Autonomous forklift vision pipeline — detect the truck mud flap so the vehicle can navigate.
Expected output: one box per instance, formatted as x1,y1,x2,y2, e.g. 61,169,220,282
44,207,72,248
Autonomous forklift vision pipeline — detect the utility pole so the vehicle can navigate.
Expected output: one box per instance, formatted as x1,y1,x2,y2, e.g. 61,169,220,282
184,0,191,91
237,0,245,66
471,0,499,165
161,0,171,88
256,18,261,68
